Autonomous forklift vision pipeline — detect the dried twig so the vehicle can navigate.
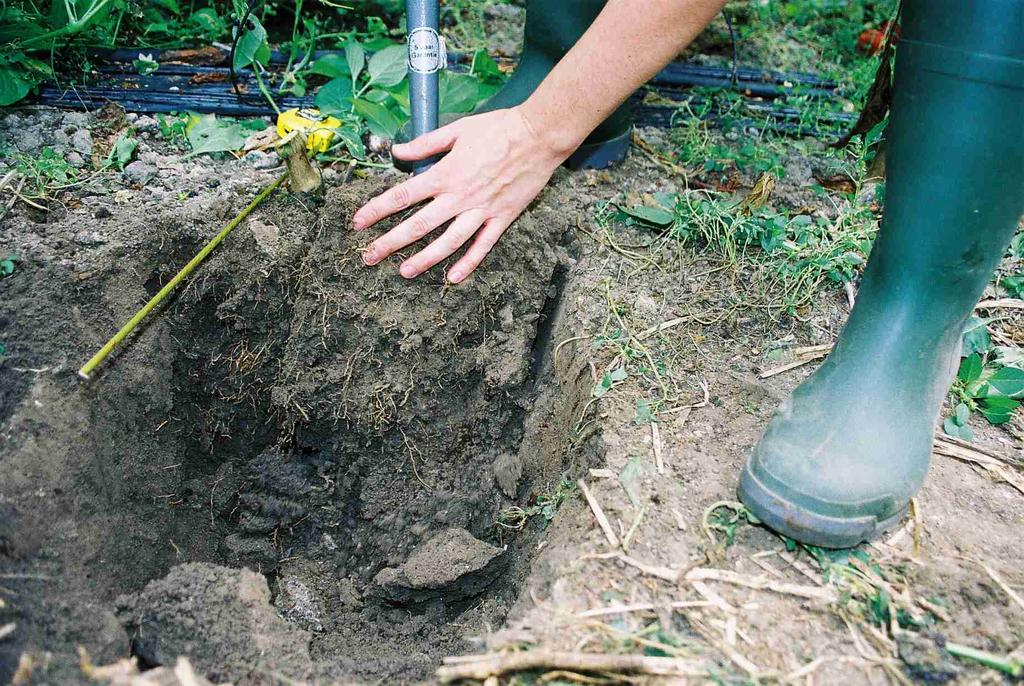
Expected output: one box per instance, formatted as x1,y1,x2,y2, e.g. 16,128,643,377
577,479,620,547
977,298,1024,311
759,344,833,378
651,422,664,475
576,600,712,619
685,567,837,603
933,435,1024,496
436,651,707,683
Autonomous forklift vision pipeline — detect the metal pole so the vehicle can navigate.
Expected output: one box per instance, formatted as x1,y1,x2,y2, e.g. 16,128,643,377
406,0,441,174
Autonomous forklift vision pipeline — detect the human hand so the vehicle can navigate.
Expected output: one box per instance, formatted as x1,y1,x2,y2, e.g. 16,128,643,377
352,106,569,283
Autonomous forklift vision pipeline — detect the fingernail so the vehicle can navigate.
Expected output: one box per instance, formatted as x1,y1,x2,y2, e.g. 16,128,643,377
362,248,377,266
352,215,365,230
448,270,463,283
399,263,418,279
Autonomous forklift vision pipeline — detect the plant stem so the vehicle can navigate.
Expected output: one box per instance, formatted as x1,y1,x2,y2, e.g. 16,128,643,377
946,642,1023,678
20,0,115,49
253,65,282,116
78,173,288,380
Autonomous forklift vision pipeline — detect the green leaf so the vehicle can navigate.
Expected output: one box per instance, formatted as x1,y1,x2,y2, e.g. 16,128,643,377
185,114,250,157
593,366,627,398
383,80,410,115
440,72,481,115
336,124,366,159
984,366,1024,399
618,457,643,508
962,316,993,356
0,66,31,106
133,53,160,76
106,133,138,169
978,395,1019,425
958,353,984,384
634,398,655,425
955,402,970,425
346,42,365,85
0,253,19,277
363,88,391,104
233,18,270,71
943,416,974,441
310,54,350,79
367,44,407,87
314,77,354,117
994,346,1024,370
470,49,504,83
1001,274,1024,299
352,98,402,139
190,8,225,37
624,205,675,227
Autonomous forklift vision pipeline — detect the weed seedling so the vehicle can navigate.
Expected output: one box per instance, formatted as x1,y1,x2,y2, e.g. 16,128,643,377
1,254,19,278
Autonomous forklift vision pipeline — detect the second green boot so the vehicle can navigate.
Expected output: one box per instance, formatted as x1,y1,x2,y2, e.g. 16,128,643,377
396,0,633,171
738,0,1024,548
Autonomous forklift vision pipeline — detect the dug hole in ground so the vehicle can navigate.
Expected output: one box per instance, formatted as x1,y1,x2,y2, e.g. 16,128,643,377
1,108,1023,685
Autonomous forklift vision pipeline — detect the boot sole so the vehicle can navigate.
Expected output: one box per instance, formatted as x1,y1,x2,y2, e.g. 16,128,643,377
738,463,907,549
563,128,632,170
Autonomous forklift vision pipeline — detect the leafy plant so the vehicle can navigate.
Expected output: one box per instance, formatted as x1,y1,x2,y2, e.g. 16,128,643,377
609,190,876,313
14,147,78,199
495,476,577,531
0,0,125,104
945,320,1024,437
132,53,159,76
184,113,264,157
105,131,137,169
1,253,20,278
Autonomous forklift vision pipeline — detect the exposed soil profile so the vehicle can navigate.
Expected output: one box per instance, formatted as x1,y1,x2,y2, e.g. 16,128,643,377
0,178,597,684
4,109,1024,686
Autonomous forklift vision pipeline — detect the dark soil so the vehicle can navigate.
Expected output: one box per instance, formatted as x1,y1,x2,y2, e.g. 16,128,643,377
0,168,590,684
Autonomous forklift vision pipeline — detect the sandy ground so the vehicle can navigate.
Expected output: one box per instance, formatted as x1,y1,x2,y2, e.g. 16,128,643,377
1,106,1023,685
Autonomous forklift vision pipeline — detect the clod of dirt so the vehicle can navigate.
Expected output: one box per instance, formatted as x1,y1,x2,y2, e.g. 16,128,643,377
373,527,507,604
897,632,960,684
115,563,313,684
492,451,523,498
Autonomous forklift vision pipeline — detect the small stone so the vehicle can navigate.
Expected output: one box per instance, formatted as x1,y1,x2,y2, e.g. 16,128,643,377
897,632,959,683
274,576,325,632
498,304,515,332
255,153,282,170
134,115,159,133
66,151,86,168
74,230,107,246
368,134,388,154
71,128,93,154
372,527,506,604
249,219,281,256
123,160,157,185
93,206,112,219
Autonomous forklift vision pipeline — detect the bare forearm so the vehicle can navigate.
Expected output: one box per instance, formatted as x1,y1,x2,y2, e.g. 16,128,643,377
519,0,727,155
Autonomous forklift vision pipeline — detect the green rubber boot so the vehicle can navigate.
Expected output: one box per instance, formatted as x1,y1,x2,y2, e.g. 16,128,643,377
395,0,633,171
738,0,1024,548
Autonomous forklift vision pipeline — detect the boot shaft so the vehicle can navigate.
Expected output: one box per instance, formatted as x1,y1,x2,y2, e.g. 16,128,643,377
858,0,1024,325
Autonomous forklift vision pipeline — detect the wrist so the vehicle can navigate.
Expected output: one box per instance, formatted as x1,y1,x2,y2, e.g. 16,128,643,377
513,100,587,162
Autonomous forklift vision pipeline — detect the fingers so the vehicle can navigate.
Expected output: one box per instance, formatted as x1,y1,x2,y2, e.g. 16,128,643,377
447,217,511,283
362,199,458,266
399,210,488,279
353,172,435,230
391,119,464,161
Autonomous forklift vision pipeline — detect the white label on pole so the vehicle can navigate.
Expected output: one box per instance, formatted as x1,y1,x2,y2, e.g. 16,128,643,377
408,27,445,74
